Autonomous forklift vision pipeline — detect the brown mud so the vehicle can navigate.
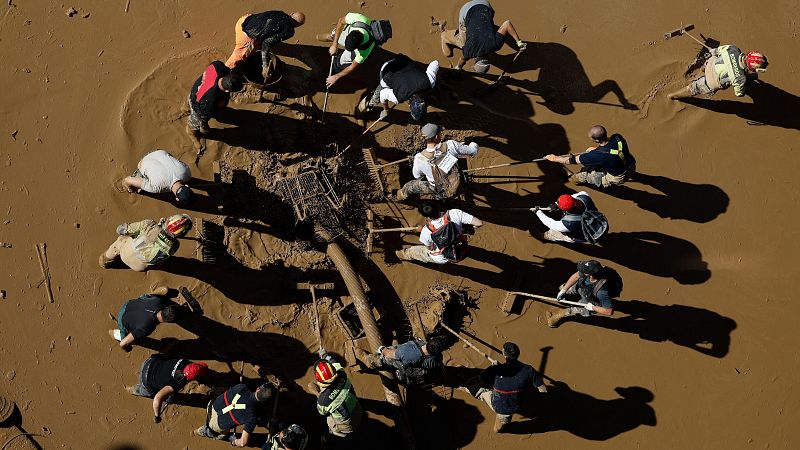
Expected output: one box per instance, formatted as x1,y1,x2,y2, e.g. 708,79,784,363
1,0,799,449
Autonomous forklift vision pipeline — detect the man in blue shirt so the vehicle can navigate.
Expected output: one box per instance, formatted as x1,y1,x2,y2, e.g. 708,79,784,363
547,260,620,327
355,338,445,385
463,342,547,432
545,125,636,188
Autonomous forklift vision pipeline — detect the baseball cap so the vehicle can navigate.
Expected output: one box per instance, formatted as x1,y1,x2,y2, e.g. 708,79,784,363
175,185,194,205
578,260,602,276
421,123,441,139
502,342,520,360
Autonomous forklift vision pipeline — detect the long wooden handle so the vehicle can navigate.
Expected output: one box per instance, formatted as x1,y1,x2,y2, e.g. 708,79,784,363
369,226,417,234
463,158,545,174
507,292,585,307
311,287,322,352
684,31,713,51
376,158,409,169
440,323,497,365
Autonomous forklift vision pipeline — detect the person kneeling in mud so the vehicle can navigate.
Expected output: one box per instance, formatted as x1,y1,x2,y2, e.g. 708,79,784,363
354,337,446,386
395,123,478,202
544,125,636,188
546,260,622,328
99,214,192,271
186,61,244,154
195,382,276,447
395,203,483,265
358,54,439,122
667,46,768,100
126,354,208,424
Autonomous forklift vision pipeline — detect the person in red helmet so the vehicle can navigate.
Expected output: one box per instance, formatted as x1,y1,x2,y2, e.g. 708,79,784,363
307,349,363,440
99,214,192,271
535,191,605,243
668,46,768,99
125,354,208,424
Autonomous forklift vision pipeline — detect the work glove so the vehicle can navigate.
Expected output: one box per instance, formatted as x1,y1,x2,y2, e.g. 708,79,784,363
584,303,595,312
556,290,567,300
548,203,559,212
318,348,327,359
153,415,161,424
376,345,386,355
378,108,389,121
116,223,128,235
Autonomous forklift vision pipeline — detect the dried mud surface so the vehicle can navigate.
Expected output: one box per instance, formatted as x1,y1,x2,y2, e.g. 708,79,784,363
1,1,799,449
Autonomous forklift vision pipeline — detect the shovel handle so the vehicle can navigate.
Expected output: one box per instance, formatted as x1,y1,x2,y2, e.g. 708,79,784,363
463,158,546,174
369,226,418,234
440,323,498,365
508,292,585,307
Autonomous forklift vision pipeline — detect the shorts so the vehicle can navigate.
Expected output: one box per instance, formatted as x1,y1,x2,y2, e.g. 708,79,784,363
688,76,715,96
225,14,257,69
573,164,634,188
186,95,206,132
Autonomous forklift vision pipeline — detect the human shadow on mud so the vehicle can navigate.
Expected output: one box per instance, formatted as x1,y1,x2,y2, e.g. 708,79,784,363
161,256,332,306
580,299,736,358
552,231,711,285
681,80,800,131
506,382,656,439
485,42,638,115
602,173,729,223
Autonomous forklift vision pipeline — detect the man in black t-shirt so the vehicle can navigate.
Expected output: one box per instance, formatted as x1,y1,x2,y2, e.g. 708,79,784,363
545,125,637,188
108,294,182,352
225,11,305,75
440,1,526,73
186,60,244,153
462,342,547,432
195,382,274,447
126,354,208,423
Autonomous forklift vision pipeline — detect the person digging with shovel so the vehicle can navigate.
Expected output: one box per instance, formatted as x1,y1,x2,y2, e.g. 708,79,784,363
667,45,768,100
440,0,527,73
461,342,547,433
395,123,479,202
546,260,622,328
544,125,636,188
535,192,607,244
395,202,483,265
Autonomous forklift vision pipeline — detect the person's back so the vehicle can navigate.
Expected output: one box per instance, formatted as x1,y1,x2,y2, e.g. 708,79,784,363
581,134,634,177
242,11,295,42
213,384,259,433
138,150,191,194
190,61,232,123
481,359,542,415
120,294,170,340
143,356,190,393
462,2,502,59
381,55,433,103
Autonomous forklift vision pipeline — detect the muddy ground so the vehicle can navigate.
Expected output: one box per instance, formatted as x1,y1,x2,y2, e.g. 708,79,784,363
1,0,799,449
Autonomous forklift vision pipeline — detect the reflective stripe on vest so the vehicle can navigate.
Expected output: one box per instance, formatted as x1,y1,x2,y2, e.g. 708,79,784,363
222,392,245,425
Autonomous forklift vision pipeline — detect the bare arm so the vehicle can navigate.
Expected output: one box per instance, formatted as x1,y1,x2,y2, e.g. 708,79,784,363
330,16,346,54
152,385,175,419
234,430,250,447
562,272,580,292
123,176,144,192
470,218,483,228
119,332,135,351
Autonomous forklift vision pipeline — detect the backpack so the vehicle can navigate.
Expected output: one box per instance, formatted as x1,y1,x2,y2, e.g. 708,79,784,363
580,209,609,244
353,20,392,46
428,213,468,262
602,267,624,298
565,209,608,244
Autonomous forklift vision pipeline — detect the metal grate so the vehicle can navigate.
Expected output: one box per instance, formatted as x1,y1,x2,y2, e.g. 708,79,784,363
277,169,343,238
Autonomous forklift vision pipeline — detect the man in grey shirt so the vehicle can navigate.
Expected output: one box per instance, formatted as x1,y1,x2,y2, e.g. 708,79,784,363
123,150,193,205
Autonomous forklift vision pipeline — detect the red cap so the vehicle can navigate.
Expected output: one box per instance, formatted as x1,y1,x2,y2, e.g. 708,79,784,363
314,360,337,383
183,362,208,381
557,194,577,212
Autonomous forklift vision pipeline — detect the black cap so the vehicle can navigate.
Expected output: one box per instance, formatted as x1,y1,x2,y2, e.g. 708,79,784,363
578,260,602,276
175,185,194,205
502,342,520,360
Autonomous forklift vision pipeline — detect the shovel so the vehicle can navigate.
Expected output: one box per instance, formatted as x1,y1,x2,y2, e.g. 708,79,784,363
440,322,498,365
663,23,712,51
321,55,335,123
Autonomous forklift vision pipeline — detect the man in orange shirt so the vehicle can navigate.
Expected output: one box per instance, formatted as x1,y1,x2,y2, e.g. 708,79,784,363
225,10,305,79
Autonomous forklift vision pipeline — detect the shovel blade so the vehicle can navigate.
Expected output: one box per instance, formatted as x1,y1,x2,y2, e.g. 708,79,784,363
664,23,695,40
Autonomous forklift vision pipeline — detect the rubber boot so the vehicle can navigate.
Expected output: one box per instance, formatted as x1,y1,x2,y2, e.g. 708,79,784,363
546,308,573,328
395,249,409,261
493,415,505,433
354,348,381,368
394,188,408,202
316,33,333,42
667,86,692,100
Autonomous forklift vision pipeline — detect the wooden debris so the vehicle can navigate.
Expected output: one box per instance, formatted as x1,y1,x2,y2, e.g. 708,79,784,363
35,243,55,303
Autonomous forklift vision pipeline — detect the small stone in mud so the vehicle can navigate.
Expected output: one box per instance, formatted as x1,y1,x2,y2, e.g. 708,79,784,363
359,1,366,7
66,7,77,17
5,370,15,381
73,222,80,228
182,29,191,38
0,290,5,299
82,13,90,18
559,25,567,34
11,130,17,140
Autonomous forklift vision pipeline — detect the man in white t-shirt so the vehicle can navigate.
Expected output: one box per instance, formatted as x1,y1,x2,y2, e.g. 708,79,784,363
123,150,194,206
395,204,483,264
396,123,478,202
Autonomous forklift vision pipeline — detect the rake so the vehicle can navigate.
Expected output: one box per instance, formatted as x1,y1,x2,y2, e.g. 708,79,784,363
361,148,410,195
500,291,584,315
